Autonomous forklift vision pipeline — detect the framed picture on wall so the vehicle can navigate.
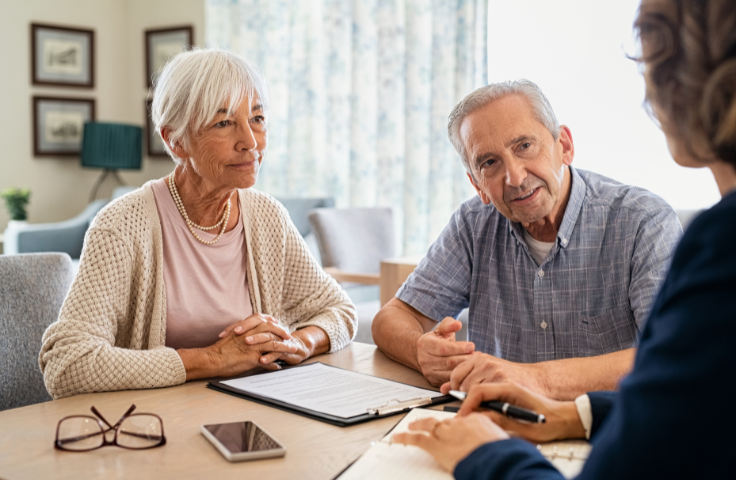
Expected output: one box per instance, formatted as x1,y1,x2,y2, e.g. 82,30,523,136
146,99,169,158
33,96,95,156
145,25,194,87
31,23,94,88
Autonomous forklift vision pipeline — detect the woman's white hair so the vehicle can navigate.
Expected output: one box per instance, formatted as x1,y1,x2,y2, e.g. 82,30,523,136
150,48,269,163
447,79,560,176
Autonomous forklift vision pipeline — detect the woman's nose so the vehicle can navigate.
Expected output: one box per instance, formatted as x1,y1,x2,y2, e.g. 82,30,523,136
236,125,257,151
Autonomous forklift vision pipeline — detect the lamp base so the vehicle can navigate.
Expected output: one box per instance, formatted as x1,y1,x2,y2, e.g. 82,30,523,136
89,169,126,202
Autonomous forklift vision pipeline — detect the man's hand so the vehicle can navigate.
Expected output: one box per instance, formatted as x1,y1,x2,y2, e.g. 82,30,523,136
458,383,585,443
393,413,508,472
416,317,476,387
440,352,549,396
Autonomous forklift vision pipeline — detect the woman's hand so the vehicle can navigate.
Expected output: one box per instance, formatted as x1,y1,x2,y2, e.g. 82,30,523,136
260,326,331,366
458,383,585,443
392,413,508,472
218,313,284,344
179,314,297,380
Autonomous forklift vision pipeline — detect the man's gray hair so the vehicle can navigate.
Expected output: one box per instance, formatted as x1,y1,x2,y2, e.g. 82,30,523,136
447,79,560,175
150,48,269,163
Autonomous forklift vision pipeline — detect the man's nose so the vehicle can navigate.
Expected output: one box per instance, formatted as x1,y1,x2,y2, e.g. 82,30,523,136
504,158,527,187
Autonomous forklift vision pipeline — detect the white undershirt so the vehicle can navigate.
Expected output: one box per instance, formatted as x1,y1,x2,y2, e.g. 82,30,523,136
523,229,555,266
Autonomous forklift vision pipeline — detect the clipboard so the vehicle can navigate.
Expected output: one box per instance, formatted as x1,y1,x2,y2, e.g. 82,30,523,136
207,362,454,427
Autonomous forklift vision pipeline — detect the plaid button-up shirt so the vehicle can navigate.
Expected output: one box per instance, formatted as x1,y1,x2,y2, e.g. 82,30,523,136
397,167,682,362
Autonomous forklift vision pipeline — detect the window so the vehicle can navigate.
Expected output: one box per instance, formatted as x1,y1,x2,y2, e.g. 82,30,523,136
488,0,719,210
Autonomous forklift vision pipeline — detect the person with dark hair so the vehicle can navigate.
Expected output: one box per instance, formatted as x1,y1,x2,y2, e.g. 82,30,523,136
393,0,736,478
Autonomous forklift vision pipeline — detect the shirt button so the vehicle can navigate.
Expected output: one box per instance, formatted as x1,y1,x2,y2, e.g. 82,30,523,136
541,322,548,329
561,238,568,245
538,270,544,278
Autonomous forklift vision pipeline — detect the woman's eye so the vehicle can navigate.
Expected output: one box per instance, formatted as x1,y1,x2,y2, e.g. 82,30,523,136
252,115,266,124
214,120,230,128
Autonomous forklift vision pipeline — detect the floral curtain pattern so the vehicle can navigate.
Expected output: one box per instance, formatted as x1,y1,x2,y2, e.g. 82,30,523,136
205,0,487,254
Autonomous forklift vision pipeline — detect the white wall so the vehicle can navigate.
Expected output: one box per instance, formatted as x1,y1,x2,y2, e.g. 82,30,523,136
487,0,720,211
0,0,205,232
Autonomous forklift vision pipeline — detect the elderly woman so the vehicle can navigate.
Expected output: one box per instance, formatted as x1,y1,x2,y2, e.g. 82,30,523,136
394,0,736,478
40,49,356,399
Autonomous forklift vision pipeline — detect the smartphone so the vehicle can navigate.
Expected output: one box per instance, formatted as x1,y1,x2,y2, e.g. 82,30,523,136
201,421,286,462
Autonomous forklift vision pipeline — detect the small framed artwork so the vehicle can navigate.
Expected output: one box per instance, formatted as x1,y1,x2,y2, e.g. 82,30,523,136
146,99,169,158
31,23,94,88
145,26,194,87
33,96,95,156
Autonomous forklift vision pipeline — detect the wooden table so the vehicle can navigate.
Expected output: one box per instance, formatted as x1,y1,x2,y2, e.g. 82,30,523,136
0,343,452,480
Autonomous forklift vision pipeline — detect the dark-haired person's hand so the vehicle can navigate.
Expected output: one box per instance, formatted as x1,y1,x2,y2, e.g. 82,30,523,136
457,383,585,443
393,413,508,472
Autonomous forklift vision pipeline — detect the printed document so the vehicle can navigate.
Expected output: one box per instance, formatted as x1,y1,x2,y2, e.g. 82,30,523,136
220,363,444,419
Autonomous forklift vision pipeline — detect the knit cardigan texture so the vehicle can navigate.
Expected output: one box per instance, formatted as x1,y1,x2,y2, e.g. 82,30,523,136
40,183,357,399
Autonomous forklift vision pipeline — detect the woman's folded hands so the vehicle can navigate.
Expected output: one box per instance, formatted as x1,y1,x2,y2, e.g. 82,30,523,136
179,313,297,380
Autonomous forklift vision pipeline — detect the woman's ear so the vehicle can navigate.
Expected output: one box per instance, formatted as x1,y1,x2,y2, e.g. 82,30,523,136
160,127,189,159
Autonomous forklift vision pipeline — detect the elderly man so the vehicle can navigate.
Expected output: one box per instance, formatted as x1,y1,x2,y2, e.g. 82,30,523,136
372,80,681,400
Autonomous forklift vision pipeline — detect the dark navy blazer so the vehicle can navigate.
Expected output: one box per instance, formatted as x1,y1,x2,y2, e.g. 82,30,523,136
455,190,736,480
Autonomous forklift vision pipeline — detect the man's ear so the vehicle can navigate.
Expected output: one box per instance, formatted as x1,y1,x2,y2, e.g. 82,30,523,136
466,172,492,205
160,127,189,159
558,125,574,166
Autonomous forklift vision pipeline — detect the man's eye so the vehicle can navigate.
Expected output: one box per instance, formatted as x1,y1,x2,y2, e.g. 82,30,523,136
519,142,531,150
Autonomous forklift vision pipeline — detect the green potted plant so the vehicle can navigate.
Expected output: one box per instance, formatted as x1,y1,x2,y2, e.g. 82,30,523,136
1,188,31,221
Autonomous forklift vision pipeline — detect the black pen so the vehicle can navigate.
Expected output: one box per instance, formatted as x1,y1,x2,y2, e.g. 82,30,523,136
449,390,546,424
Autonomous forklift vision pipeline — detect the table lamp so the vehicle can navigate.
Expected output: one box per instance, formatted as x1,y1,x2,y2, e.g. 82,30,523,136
81,122,142,201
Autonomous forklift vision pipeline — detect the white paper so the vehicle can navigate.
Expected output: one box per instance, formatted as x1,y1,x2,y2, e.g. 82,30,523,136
220,363,444,419
340,408,590,480
340,409,455,480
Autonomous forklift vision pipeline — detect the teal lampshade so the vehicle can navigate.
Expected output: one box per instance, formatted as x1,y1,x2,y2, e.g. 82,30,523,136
81,122,142,170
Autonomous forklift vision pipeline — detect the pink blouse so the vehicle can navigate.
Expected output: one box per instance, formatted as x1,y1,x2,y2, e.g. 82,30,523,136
151,177,253,350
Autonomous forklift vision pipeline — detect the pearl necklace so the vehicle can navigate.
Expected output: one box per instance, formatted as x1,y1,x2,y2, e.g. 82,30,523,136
167,171,231,245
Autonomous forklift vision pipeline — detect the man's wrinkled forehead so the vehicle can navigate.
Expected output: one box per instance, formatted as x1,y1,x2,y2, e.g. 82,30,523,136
461,97,553,147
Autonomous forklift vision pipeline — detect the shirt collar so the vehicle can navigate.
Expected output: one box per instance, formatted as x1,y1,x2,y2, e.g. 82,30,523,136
507,166,586,249
556,166,585,249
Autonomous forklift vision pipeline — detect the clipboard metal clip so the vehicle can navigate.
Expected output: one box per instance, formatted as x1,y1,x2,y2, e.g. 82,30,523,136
366,397,433,416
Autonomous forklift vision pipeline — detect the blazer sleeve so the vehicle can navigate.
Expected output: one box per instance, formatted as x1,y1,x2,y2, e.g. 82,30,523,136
588,391,617,439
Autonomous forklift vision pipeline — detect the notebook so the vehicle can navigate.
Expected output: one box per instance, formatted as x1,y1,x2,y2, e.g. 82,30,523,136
336,408,591,479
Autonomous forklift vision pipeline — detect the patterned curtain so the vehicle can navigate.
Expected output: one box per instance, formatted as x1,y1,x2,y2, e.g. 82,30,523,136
205,0,487,255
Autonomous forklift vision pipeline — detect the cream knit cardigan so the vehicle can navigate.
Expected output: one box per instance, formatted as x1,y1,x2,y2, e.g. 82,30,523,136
40,183,357,399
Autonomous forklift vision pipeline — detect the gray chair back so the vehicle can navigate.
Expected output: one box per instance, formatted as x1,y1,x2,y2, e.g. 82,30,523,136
308,208,396,274
276,197,335,237
0,253,74,410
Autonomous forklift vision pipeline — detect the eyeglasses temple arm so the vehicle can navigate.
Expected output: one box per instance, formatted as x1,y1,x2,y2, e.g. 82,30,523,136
91,404,136,429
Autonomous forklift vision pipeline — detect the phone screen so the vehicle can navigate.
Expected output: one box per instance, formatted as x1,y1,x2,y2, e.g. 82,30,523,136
203,422,282,453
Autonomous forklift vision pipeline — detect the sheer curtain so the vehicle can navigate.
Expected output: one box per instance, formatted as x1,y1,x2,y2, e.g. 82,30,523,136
205,0,486,254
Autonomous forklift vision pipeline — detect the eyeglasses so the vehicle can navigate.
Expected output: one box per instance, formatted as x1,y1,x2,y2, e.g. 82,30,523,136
54,404,166,451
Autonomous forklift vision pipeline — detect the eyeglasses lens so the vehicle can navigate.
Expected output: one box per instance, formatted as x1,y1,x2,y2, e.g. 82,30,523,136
57,417,104,451
117,415,163,448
